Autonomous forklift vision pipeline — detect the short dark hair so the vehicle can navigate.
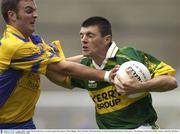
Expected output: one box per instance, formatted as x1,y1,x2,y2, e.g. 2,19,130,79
81,16,112,37
1,0,20,23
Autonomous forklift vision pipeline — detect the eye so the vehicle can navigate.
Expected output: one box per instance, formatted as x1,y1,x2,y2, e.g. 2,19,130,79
26,10,32,14
25,7,35,14
87,33,95,38
88,34,93,38
80,34,84,39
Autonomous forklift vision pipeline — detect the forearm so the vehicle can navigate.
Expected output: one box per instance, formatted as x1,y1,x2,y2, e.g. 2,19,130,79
46,70,72,88
61,61,105,81
141,75,178,92
46,70,66,86
66,55,83,63
47,60,107,82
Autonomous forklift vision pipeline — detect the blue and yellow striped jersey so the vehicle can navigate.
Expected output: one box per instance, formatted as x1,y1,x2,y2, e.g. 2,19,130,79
0,25,65,123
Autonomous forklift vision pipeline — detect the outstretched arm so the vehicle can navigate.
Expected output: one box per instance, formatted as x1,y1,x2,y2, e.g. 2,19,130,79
46,70,72,88
66,55,83,63
47,60,117,82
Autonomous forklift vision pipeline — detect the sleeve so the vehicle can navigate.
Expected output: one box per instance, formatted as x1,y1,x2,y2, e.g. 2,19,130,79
47,40,66,63
0,39,20,73
136,49,176,78
120,47,176,78
71,77,88,89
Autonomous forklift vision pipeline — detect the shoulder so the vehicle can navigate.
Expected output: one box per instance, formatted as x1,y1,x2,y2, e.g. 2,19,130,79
114,46,147,64
115,46,140,58
118,46,139,54
1,32,23,51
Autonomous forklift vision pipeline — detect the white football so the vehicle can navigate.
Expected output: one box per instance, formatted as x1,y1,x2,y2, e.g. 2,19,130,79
114,61,151,98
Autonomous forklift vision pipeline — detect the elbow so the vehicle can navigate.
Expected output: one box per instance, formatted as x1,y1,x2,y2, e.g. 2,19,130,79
169,76,178,90
172,78,178,89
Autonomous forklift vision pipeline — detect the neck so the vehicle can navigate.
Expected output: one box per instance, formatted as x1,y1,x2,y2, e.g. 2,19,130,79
92,51,107,66
92,44,111,66
93,57,104,66
18,29,30,39
9,23,31,39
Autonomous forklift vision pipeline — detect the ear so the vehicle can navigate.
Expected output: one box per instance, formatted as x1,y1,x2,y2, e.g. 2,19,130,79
7,10,17,23
104,35,112,46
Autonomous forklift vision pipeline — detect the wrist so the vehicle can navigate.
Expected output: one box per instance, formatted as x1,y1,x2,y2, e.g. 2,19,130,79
140,81,149,92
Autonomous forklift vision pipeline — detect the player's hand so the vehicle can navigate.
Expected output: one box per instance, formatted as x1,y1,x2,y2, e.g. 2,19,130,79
49,42,59,53
109,65,120,83
114,68,143,95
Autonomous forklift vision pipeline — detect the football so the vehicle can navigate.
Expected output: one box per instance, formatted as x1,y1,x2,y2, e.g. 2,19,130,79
114,61,151,98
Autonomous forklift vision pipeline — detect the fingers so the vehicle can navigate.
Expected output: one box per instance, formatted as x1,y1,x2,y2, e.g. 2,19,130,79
125,68,134,79
49,42,59,53
116,74,128,86
113,65,120,73
114,75,127,95
114,75,124,88
125,68,139,82
115,64,120,68
115,85,126,95
109,71,116,83
109,65,120,83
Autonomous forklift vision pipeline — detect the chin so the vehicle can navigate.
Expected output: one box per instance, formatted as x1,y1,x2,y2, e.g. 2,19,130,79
30,26,36,32
82,52,89,57
29,29,35,35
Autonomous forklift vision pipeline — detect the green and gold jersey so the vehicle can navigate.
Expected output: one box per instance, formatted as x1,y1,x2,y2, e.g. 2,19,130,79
70,42,176,129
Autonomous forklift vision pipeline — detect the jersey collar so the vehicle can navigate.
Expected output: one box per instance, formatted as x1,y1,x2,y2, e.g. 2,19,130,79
92,41,119,70
5,25,29,42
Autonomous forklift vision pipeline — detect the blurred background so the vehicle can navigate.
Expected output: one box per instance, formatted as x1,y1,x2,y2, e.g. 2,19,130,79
0,0,180,129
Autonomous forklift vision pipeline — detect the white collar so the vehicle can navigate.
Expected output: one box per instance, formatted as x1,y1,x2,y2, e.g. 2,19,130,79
92,41,118,70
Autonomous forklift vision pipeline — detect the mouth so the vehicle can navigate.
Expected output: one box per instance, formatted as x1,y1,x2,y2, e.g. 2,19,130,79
30,22,35,25
82,46,89,51
30,20,36,26
82,46,88,49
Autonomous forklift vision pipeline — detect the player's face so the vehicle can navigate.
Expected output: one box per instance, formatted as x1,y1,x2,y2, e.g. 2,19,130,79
80,26,108,58
13,0,38,37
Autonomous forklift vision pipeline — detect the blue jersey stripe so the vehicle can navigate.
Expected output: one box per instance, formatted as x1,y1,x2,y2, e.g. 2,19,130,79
0,119,36,129
11,49,45,63
0,68,22,107
12,33,29,42
30,35,43,45
49,52,55,59
12,34,43,45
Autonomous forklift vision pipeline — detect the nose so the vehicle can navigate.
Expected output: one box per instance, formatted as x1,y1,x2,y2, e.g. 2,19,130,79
81,35,88,43
33,11,38,18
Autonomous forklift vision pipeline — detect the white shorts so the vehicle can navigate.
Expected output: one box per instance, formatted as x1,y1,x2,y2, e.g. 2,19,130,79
136,123,159,129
